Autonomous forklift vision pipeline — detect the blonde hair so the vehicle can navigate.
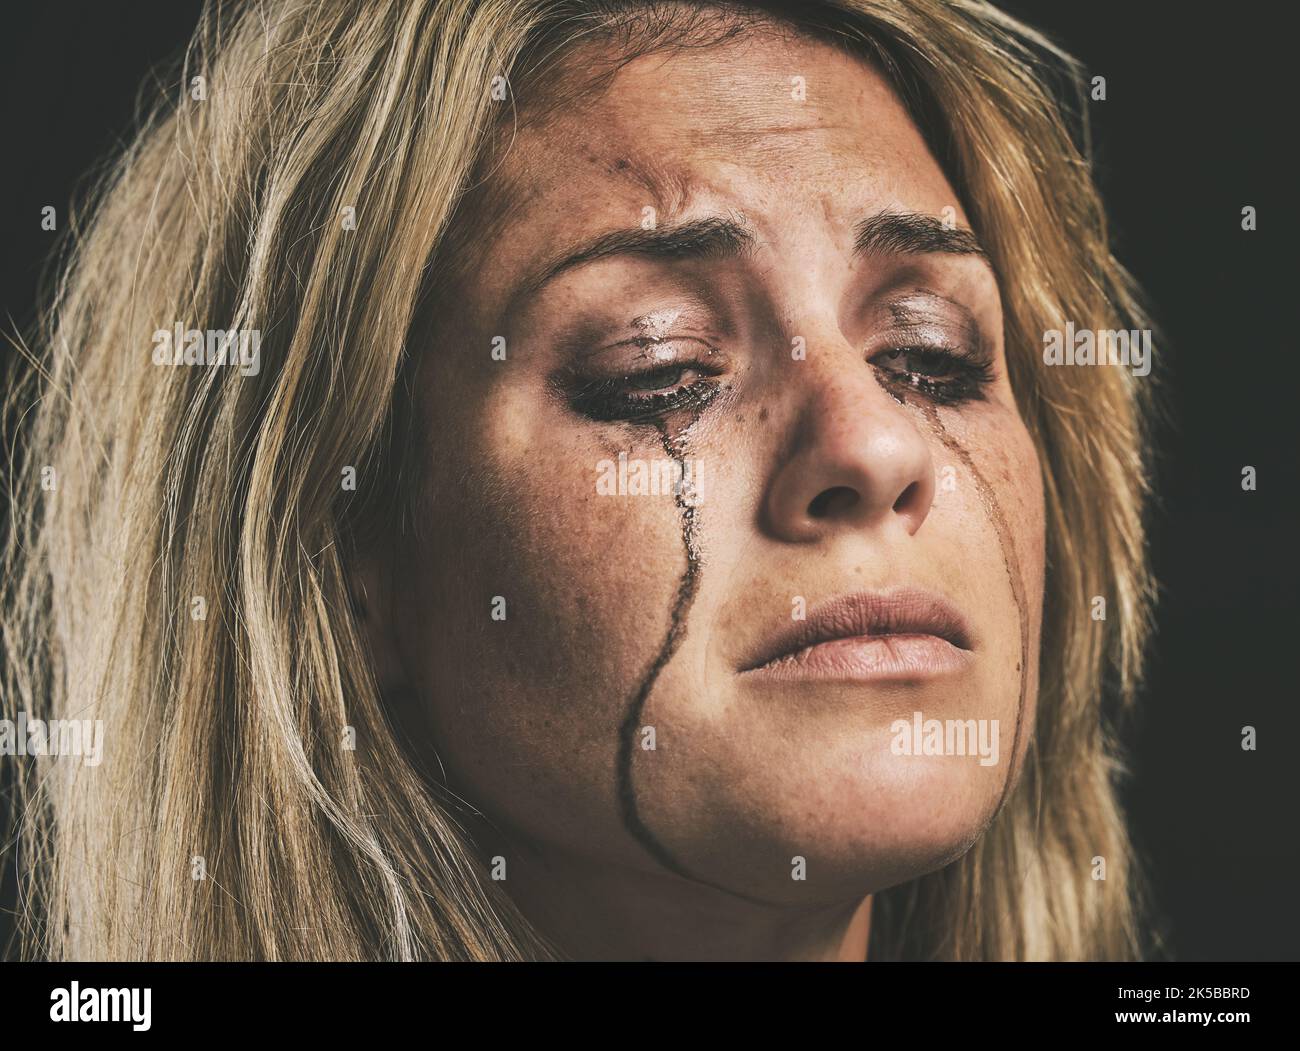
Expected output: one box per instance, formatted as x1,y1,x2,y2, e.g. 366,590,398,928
2,0,1156,960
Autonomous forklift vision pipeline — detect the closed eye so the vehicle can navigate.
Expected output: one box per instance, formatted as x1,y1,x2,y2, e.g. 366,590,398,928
869,345,994,406
556,338,725,423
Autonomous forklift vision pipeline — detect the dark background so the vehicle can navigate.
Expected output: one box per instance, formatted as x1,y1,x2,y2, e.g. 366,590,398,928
2,2,1296,960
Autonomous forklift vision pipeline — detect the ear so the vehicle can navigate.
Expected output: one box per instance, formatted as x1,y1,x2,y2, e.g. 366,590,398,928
349,546,409,695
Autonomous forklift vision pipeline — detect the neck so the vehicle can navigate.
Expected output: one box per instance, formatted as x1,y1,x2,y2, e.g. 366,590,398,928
475,822,872,961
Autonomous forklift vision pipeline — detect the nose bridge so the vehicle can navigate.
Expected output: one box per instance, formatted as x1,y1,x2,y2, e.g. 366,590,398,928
798,325,886,429
782,307,900,447
761,314,936,543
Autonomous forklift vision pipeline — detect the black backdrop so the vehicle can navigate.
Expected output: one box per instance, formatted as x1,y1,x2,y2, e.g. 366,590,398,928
2,1,1296,960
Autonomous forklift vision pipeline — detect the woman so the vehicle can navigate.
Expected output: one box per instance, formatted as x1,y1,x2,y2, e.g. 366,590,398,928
1,0,1156,960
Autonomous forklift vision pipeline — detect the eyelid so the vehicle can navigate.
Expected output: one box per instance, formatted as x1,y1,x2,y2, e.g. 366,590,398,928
870,290,990,352
865,320,991,364
578,336,723,377
621,336,692,361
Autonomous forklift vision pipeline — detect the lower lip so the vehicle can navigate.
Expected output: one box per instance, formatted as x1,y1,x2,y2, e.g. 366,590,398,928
741,634,974,683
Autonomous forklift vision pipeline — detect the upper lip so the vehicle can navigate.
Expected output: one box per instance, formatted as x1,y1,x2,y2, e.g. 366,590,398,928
738,586,974,672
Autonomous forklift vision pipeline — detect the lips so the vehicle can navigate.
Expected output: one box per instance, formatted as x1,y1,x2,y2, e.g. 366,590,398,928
738,586,975,683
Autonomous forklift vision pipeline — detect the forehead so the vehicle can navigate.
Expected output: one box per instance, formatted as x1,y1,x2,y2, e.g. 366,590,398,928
458,26,963,303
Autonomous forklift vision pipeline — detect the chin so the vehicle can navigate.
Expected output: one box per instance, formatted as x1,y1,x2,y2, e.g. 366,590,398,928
640,735,1010,904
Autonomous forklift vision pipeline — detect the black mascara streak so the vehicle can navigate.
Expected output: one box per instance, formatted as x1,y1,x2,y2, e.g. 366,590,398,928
613,395,794,908
615,418,705,882
612,397,771,906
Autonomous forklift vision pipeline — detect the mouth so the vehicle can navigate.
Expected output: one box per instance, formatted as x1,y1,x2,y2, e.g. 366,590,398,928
738,586,975,684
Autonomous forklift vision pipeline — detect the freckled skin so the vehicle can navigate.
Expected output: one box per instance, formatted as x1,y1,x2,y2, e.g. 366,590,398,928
358,26,1046,960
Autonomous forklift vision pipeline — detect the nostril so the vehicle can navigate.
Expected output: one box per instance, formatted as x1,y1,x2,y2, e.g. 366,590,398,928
808,485,859,518
893,481,920,515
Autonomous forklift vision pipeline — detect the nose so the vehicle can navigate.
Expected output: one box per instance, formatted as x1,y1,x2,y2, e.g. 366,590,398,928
762,349,936,543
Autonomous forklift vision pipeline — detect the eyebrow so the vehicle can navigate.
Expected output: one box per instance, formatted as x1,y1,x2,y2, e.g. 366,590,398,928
853,211,988,260
513,216,755,304
512,209,989,304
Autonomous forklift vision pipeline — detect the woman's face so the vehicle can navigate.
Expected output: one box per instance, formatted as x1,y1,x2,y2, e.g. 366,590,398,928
372,28,1045,907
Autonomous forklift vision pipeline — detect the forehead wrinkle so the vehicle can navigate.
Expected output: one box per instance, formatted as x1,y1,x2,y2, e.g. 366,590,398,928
684,123,851,158
453,28,888,258
608,152,696,218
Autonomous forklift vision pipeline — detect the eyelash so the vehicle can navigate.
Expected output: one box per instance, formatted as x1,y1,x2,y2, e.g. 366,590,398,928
869,346,995,406
562,360,724,423
560,341,993,424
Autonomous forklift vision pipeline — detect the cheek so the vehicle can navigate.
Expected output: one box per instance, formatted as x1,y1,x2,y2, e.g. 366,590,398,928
1006,429,1047,765
397,397,695,859
976,417,1046,687
929,405,1047,767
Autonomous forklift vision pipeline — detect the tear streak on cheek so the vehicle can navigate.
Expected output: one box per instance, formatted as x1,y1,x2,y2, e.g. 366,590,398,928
616,411,770,901
615,415,706,883
919,402,1031,814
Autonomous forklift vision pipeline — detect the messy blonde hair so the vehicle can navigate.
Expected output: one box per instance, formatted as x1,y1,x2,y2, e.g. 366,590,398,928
2,0,1155,960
